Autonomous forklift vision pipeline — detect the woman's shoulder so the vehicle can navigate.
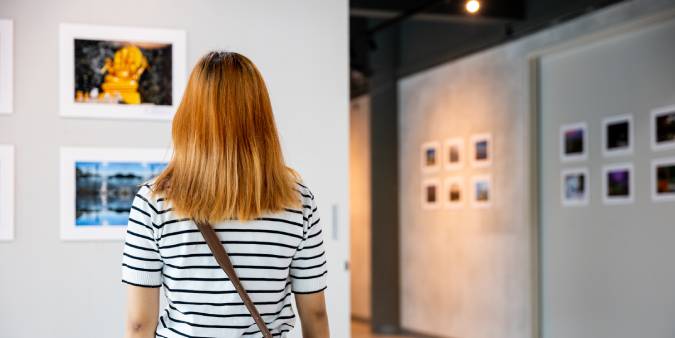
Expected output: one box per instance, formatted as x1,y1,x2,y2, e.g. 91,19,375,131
134,180,167,212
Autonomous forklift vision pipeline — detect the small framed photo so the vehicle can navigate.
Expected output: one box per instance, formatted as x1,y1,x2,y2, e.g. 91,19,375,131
561,167,589,207
444,138,464,171
602,114,633,157
60,147,171,240
652,157,675,202
0,145,14,240
0,19,13,114
421,178,441,210
421,142,441,173
59,23,187,120
651,105,675,151
470,133,492,168
443,176,464,209
602,163,634,205
560,122,588,162
471,175,492,208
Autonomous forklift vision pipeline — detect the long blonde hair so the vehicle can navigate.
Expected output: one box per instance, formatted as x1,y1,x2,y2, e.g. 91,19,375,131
154,51,299,222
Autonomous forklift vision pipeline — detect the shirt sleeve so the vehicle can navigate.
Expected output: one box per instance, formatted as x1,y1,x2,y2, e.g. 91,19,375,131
290,189,328,294
121,187,163,288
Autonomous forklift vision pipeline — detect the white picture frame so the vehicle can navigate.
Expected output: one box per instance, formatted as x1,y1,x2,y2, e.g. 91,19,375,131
470,133,492,168
602,114,633,157
0,145,15,240
59,23,187,121
651,157,675,202
561,167,589,207
60,147,172,241
420,141,441,174
443,138,464,171
602,163,634,205
0,19,13,114
421,178,441,210
443,176,464,209
471,175,492,208
560,122,588,162
651,104,675,151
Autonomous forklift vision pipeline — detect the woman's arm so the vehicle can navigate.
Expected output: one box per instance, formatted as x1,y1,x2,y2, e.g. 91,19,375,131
295,291,330,338
124,285,160,338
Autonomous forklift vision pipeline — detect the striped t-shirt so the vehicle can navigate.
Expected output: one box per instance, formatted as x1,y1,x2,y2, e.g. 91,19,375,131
121,183,327,338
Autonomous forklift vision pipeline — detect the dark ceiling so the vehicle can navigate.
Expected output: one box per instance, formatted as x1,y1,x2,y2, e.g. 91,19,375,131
350,0,625,97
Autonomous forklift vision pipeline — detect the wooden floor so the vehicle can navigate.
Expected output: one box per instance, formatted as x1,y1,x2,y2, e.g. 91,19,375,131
351,320,420,338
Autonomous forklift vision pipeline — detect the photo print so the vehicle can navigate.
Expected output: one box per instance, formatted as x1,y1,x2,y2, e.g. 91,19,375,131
421,178,441,210
59,24,186,120
443,176,464,209
651,105,675,151
560,122,588,162
652,157,675,202
602,163,634,205
561,167,589,207
444,138,464,171
603,114,633,157
0,19,13,114
60,147,171,240
0,145,14,240
471,175,492,208
421,142,441,173
470,133,492,168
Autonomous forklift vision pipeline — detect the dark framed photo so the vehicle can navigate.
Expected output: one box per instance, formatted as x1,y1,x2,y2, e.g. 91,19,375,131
651,105,675,151
560,122,588,162
561,167,589,207
652,157,675,202
470,133,492,168
602,114,633,157
602,163,633,205
443,176,464,209
421,142,441,173
421,178,441,210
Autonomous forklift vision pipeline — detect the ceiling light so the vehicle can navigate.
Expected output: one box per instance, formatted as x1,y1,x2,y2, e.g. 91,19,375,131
465,0,480,14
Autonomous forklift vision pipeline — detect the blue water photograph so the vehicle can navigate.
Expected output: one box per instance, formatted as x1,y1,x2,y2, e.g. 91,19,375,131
75,161,167,226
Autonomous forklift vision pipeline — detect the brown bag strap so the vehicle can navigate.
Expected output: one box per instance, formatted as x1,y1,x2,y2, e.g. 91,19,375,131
194,220,273,338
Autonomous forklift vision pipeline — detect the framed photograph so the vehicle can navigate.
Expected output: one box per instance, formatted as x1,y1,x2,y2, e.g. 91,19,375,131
651,104,675,151
560,122,588,162
652,157,675,202
421,178,440,210
0,145,14,240
421,142,441,173
602,114,633,157
443,176,464,209
470,133,492,168
0,19,13,114
443,138,464,171
471,175,492,208
561,167,589,207
602,163,634,205
59,23,186,120
60,147,171,240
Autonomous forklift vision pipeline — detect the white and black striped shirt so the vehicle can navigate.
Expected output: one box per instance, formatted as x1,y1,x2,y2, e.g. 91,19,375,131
121,183,327,338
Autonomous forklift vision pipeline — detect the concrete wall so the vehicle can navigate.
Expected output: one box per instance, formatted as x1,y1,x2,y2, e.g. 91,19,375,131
0,1,350,337
350,95,372,320
539,15,675,338
398,1,675,338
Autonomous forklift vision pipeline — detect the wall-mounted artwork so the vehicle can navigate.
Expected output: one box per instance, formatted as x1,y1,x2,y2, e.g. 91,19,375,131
560,122,588,162
602,114,633,157
59,24,186,120
602,163,633,205
561,167,589,207
651,105,675,151
471,175,492,208
0,19,13,114
0,145,14,240
443,176,464,209
652,157,675,202
60,147,170,240
421,142,441,173
421,178,440,210
470,133,492,168
444,138,464,171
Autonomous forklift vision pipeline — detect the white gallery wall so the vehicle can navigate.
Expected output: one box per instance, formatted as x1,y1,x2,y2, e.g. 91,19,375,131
0,1,349,337
398,1,675,338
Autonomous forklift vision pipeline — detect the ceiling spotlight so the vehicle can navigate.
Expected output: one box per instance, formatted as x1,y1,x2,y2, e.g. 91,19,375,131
465,0,481,14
